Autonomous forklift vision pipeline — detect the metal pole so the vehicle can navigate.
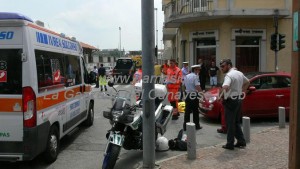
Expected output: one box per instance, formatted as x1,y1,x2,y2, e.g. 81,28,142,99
278,107,286,128
142,1,156,168
274,10,279,72
186,122,196,160
119,27,122,57
155,8,158,63
242,116,251,143
155,8,158,48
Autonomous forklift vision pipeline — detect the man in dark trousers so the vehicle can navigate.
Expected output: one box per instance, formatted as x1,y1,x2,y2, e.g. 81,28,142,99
183,65,202,131
98,64,107,91
219,59,250,150
198,58,207,91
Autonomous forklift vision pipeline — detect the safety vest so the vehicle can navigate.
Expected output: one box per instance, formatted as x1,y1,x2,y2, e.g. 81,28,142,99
166,66,182,102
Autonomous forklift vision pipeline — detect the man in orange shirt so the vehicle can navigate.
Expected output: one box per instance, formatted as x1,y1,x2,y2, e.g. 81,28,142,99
166,59,182,120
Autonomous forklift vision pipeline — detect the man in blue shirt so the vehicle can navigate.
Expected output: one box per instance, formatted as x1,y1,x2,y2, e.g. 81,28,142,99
183,65,202,131
180,62,189,101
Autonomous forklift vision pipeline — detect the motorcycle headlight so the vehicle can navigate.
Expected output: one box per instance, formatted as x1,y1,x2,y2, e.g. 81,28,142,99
208,96,217,104
112,111,123,122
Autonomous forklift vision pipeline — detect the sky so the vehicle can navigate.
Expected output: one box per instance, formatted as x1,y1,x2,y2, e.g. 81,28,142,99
0,0,164,51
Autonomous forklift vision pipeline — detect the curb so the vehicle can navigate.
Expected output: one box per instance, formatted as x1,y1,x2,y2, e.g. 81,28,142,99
156,126,285,164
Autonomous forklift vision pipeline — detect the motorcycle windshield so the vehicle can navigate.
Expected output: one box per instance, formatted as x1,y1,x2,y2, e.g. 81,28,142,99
116,90,131,104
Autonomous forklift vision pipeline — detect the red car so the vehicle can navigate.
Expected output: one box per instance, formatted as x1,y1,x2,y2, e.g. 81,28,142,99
199,72,291,120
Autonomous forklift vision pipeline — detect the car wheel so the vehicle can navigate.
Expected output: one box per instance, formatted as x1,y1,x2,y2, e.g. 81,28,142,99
44,125,59,163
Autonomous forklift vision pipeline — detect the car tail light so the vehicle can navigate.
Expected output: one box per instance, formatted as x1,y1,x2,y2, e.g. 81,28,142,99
22,87,37,128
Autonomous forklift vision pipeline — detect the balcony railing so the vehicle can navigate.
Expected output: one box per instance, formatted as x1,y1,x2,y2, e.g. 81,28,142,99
165,0,213,18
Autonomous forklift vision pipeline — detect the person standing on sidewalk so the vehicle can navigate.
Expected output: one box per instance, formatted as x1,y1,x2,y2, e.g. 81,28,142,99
180,62,189,101
219,59,249,150
183,65,202,131
166,59,182,120
92,66,99,88
98,64,107,92
160,60,169,83
132,65,142,85
208,61,219,88
217,67,238,134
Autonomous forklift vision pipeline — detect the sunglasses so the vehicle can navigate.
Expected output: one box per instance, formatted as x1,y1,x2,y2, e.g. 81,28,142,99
220,64,226,68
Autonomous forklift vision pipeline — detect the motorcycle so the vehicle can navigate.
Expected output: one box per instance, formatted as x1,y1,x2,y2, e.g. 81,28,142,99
102,81,173,169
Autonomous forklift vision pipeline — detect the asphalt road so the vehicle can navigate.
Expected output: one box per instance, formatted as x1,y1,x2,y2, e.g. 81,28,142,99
0,84,282,169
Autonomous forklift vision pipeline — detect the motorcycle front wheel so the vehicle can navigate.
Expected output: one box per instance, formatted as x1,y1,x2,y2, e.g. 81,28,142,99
102,144,121,169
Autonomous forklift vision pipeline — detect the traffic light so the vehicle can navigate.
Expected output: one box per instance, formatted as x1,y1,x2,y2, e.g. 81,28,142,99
270,33,278,51
278,34,286,50
155,45,158,57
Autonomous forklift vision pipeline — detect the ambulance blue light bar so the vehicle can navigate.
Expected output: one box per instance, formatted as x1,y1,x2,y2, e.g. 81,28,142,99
0,12,33,22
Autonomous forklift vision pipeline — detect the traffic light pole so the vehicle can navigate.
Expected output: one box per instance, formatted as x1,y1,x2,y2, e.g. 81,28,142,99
274,10,279,72
141,0,156,168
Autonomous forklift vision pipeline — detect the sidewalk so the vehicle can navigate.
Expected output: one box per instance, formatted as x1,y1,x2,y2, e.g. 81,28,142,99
158,126,289,169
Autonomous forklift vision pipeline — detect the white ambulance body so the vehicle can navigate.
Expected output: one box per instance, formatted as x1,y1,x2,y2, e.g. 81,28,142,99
0,12,94,162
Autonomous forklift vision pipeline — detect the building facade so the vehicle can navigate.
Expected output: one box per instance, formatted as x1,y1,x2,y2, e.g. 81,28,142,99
162,0,292,74
80,42,99,71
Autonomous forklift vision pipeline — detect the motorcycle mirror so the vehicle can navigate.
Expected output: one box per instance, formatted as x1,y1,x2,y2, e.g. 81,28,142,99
138,100,143,107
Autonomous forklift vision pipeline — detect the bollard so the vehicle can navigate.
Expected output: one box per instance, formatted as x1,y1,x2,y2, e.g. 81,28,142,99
242,116,250,143
186,122,196,160
278,107,286,128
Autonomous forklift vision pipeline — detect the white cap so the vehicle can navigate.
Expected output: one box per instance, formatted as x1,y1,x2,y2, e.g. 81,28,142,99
183,62,188,64
191,65,200,68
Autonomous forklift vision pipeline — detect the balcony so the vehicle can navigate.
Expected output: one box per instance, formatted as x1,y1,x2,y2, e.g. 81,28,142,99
163,0,290,28
163,28,177,40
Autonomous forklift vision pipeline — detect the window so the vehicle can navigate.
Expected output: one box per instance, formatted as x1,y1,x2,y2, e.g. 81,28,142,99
65,55,82,87
115,59,133,69
35,50,82,92
35,50,66,92
0,49,22,94
236,36,260,73
273,76,291,88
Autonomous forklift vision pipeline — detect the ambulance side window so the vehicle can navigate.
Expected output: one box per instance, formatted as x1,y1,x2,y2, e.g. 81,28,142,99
81,57,89,84
65,55,82,87
35,50,65,92
0,49,22,94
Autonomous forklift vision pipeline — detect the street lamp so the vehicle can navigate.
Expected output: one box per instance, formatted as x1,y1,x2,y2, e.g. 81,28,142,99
119,26,122,57
154,8,158,60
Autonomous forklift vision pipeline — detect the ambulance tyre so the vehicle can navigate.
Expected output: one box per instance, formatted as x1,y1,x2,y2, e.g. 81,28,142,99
83,102,94,127
44,126,59,163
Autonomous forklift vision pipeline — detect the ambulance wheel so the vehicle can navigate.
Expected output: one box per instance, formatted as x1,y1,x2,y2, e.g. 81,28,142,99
84,102,94,127
44,126,59,163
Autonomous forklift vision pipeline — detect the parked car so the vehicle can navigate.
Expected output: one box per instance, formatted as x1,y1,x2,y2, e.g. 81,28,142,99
112,58,136,83
104,66,113,77
199,72,291,120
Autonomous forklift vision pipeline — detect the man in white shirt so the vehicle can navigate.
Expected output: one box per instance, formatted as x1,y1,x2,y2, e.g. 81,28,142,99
219,59,250,150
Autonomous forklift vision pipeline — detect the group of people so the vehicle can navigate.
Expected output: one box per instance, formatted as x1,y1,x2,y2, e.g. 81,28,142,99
158,58,249,150
179,58,250,150
107,57,249,150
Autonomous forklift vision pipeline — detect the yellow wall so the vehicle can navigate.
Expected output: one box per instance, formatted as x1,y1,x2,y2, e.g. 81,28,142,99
178,18,292,72
217,0,228,9
235,0,286,9
163,0,172,5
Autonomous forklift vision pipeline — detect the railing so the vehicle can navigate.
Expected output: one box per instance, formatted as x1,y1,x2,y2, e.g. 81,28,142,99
165,0,213,18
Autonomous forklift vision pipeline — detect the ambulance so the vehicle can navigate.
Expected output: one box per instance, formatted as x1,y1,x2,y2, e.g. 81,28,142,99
0,12,95,163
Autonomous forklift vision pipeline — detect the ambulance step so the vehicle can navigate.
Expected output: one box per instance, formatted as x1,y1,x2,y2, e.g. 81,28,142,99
67,127,79,136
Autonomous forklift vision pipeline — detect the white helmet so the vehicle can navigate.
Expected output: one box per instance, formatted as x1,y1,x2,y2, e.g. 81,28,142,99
156,136,169,151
